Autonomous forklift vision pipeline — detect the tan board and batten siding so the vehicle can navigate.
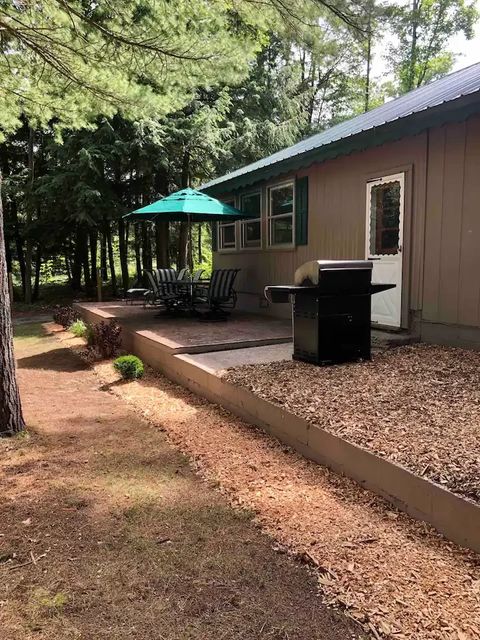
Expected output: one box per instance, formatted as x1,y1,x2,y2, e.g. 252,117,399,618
214,113,480,347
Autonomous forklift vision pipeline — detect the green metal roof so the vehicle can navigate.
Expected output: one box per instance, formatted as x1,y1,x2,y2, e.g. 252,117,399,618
201,63,480,196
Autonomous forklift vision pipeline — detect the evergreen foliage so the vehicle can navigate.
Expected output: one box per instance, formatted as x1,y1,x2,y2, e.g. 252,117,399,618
113,354,145,380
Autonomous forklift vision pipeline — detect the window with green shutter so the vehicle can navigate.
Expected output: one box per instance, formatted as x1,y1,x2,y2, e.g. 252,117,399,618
295,176,308,246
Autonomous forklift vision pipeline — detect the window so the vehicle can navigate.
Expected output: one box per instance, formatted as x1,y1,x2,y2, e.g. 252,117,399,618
268,183,294,246
218,199,237,250
240,191,261,249
368,179,402,256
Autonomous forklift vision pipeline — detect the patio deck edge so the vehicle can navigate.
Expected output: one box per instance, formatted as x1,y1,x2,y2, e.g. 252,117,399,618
73,303,292,354
76,302,480,555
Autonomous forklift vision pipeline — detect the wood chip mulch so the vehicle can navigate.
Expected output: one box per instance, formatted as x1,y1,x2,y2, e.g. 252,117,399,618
224,344,480,504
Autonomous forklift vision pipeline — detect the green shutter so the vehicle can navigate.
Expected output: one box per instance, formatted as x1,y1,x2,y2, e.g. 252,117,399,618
211,222,218,252
295,176,308,246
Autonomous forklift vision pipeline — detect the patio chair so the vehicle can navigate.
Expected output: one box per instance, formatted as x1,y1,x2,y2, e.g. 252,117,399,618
176,267,189,281
156,268,184,311
143,271,163,306
192,269,204,281
194,269,240,321
155,268,177,289
125,275,150,305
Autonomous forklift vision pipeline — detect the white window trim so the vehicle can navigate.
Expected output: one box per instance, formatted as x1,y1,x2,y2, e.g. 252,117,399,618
218,198,238,253
267,181,295,248
240,190,262,251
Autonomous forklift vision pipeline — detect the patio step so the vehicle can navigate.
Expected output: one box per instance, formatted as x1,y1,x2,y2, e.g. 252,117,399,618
371,329,419,351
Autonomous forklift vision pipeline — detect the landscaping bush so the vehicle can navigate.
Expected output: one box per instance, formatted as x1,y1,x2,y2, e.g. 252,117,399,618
88,320,122,359
113,355,144,380
68,319,88,338
53,305,79,328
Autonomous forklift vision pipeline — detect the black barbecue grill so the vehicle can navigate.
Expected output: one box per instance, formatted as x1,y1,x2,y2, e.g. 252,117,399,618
264,260,395,365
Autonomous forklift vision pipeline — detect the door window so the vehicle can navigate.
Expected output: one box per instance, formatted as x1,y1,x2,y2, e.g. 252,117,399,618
369,180,401,256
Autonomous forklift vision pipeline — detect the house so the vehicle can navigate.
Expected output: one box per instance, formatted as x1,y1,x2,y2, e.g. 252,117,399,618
201,62,480,348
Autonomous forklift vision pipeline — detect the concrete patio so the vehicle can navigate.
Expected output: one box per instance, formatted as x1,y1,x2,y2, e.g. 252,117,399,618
76,302,292,355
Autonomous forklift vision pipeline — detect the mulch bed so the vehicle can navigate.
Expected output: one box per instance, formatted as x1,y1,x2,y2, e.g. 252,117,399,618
224,344,480,504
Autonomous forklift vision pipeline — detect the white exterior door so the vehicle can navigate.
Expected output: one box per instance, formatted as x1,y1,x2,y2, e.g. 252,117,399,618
366,173,405,328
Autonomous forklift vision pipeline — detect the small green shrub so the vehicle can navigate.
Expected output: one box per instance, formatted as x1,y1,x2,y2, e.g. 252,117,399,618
69,319,88,338
89,319,122,359
53,305,79,328
113,355,144,380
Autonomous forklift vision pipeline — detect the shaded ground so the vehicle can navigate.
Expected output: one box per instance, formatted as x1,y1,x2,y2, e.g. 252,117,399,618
224,345,480,503
83,336,480,639
0,323,361,640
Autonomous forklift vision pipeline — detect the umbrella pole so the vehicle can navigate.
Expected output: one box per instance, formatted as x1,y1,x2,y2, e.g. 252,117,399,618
188,214,194,272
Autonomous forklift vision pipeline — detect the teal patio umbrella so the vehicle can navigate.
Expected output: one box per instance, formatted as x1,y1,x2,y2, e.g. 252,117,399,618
125,187,256,267
124,187,251,222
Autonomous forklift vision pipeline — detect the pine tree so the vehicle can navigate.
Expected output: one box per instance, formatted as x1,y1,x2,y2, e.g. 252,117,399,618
0,0,265,436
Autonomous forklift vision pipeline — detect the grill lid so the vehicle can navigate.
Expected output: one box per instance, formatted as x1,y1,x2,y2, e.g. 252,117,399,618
294,260,373,286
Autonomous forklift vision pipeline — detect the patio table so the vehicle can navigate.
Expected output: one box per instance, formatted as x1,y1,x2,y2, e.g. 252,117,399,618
157,279,210,314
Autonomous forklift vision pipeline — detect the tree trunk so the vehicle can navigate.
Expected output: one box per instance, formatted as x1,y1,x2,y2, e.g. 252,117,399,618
82,229,93,296
155,221,169,268
134,224,142,281
118,217,130,293
0,171,25,436
100,232,108,281
406,0,419,92
12,200,26,296
24,127,35,304
364,3,373,112
141,223,153,273
32,245,41,302
177,222,188,269
64,253,72,285
105,220,117,296
89,229,98,283
177,150,190,269
71,227,84,291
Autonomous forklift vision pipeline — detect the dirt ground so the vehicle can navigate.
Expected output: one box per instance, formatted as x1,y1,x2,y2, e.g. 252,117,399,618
77,335,480,639
224,345,480,504
0,323,362,640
